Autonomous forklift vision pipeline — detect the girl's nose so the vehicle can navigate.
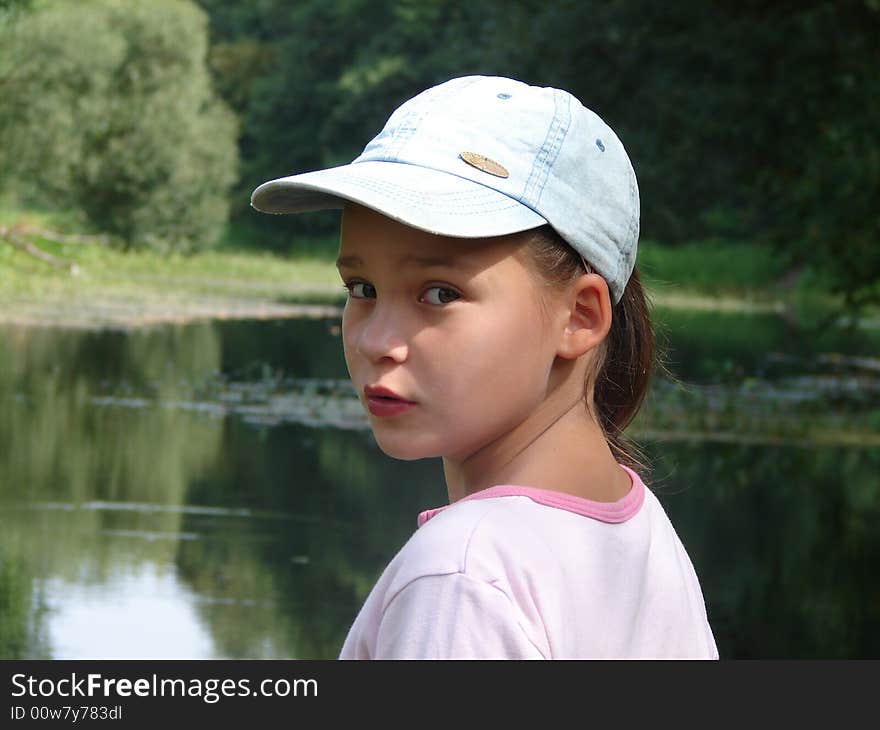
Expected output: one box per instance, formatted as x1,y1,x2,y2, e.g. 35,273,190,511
356,308,409,363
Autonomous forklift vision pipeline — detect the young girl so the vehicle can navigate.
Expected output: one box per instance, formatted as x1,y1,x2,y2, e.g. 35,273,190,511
251,75,719,659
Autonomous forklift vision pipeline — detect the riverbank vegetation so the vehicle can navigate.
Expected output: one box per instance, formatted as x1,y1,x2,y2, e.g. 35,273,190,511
0,203,867,330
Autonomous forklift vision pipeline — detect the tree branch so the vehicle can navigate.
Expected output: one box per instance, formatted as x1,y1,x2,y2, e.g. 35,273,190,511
12,223,109,246
0,224,81,275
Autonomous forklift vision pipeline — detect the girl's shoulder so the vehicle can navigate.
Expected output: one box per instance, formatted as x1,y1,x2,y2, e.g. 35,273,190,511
391,480,654,593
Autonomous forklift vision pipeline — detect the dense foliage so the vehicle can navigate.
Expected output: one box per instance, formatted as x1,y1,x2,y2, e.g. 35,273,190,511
0,0,238,251
0,1,877,312
199,0,879,311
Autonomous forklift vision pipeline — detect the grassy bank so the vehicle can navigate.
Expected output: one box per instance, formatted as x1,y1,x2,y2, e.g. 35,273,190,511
0,206,866,329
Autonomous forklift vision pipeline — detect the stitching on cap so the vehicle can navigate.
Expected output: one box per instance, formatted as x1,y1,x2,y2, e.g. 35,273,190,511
532,92,572,208
347,157,546,210
624,170,639,255
383,87,437,159
335,176,525,214
522,90,571,208
611,166,639,301
343,172,511,203
347,178,502,203
391,78,481,160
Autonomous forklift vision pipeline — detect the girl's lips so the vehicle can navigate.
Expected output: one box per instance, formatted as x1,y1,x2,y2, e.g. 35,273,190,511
364,384,412,402
366,396,416,417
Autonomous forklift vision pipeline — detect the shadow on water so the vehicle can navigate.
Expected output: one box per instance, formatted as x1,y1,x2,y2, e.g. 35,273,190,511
0,308,877,658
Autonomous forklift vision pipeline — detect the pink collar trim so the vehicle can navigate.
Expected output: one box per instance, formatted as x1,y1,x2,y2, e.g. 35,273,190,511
417,464,645,528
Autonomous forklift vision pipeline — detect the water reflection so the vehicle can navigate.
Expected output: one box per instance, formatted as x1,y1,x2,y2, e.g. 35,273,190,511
0,310,877,658
45,564,218,659
646,441,880,659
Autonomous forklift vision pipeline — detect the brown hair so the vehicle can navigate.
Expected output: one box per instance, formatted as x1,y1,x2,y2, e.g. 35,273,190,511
521,225,668,482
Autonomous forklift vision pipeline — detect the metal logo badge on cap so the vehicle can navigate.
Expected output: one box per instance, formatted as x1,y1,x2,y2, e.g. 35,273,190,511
459,151,509,178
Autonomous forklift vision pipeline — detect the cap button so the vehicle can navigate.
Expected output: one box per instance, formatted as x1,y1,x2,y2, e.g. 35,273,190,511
459,151,509,178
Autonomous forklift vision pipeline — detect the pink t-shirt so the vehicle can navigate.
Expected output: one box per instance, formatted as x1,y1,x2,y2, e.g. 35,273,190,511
339,464,719,659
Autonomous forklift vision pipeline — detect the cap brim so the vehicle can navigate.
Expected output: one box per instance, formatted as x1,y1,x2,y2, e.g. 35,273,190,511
250,160,547,238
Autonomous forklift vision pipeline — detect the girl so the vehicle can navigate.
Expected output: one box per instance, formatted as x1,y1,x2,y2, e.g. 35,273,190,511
251,75,718,659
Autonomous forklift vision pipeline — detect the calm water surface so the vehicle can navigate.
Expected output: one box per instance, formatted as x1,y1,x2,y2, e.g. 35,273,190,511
0,310,877,658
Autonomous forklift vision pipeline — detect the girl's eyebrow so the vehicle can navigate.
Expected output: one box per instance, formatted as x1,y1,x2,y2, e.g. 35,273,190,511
336,253,467,270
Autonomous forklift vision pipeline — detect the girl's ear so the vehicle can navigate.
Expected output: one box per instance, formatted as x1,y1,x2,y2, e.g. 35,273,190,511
556,273,613,360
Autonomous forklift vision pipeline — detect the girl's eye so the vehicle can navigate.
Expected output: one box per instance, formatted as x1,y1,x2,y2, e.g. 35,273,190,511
342,282,460,306
343,281,376,299
421,286,460,305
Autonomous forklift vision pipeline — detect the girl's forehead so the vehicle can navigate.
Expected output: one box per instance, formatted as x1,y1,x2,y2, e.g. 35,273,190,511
338,204,529,269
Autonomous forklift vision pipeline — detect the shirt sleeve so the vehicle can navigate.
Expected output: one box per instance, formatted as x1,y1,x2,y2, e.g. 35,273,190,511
374,572,546,659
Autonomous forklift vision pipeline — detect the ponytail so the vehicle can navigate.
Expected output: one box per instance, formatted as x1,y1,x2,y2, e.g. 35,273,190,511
592,265,655,477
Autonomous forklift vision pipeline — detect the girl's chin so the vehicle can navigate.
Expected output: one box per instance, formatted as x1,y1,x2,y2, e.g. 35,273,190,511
371,433,442,462
374,443,433,462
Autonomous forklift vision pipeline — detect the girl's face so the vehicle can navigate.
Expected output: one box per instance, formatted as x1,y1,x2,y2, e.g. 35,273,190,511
337,204,563,463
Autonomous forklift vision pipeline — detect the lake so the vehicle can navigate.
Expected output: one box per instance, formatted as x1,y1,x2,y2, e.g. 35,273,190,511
1,307,878,659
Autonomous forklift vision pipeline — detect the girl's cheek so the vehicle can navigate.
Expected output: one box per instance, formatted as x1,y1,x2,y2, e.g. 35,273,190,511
341,305,359,335
340,319,356,356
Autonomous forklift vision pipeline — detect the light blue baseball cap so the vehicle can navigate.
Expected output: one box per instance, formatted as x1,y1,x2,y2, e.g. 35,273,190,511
250,75,639,304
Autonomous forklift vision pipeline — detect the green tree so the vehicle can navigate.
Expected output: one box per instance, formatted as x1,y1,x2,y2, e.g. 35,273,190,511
0,0,239,251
